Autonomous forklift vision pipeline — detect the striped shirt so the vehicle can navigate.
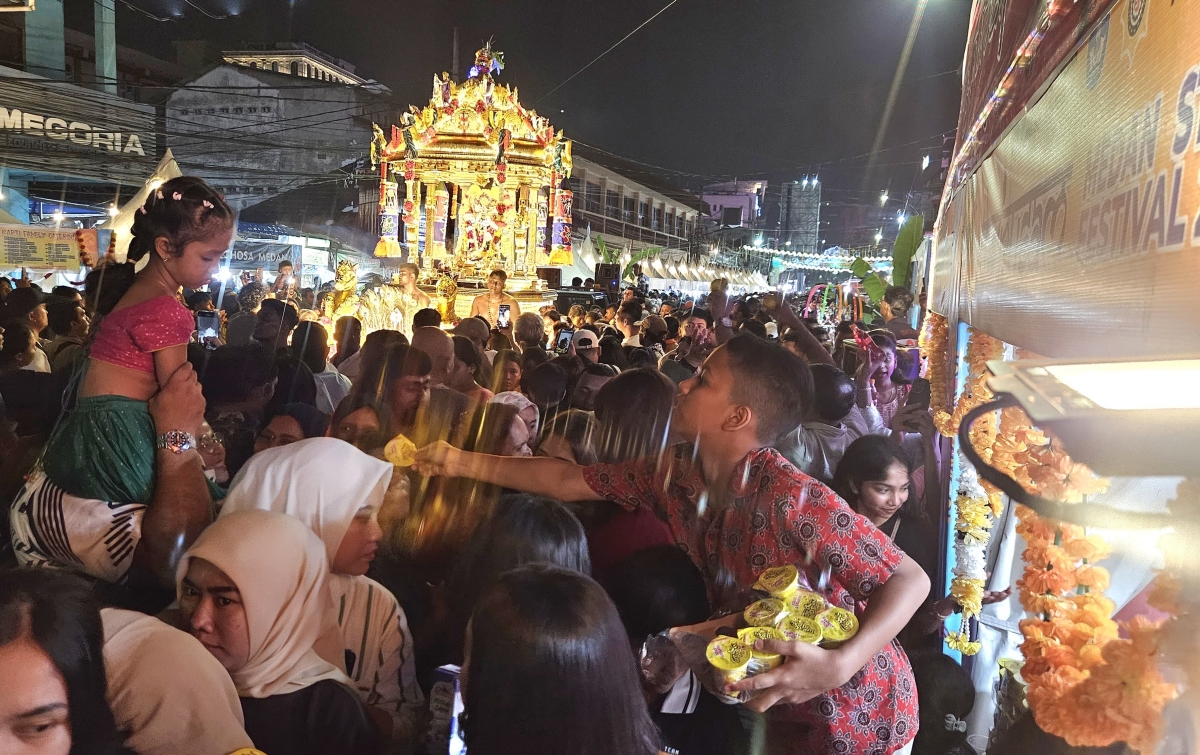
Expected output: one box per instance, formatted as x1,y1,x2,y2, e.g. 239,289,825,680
330,574,424,754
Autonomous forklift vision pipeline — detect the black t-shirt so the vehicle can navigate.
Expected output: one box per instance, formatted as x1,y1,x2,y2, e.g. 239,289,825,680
241,680,383,755
654,686,752,755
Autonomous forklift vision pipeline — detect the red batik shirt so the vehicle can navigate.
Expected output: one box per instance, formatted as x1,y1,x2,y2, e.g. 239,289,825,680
583,445,918,755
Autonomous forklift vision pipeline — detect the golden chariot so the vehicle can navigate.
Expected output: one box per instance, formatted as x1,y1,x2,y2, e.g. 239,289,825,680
356,42,574,328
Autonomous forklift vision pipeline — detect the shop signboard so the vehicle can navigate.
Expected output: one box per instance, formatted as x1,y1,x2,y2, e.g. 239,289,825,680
227,242,298,270
932,0,1200,357
0,225,99,271
0,66,157,184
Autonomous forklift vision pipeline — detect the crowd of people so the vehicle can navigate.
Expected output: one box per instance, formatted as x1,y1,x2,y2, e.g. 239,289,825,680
0,175,1027,755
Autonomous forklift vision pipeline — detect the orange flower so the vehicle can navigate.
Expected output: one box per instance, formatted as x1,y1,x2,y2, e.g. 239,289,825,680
1076,643,1105,670
1023,543,1075,574
1020,564,1078,595
1015,506,1058,543
1064,534,1112,562
1070,593,1117,618
1075,565,1111,591
1021,590,1068,616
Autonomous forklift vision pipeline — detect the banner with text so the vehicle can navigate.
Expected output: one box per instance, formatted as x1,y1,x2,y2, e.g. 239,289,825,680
932,0,1200,357
0,225,97,271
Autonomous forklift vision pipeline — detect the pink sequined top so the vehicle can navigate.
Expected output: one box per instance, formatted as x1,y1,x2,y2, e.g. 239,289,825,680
90,295,194,374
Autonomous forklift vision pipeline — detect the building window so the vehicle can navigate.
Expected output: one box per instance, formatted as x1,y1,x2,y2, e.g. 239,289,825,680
247,107,258,113
232,107,243,114
639,201,650,227
652,207,663,231
666,210,675,235
262,107,273,114
622,196,635,222
290,61,298,75
219,107,229,114
179,108,189,115
206,108,215,114
584,182,601,214
605,190,620,219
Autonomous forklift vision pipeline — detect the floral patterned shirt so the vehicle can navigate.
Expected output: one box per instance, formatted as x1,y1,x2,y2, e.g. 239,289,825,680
583,445,919,755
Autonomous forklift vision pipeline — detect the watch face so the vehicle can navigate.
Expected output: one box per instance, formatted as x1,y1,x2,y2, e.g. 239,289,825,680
159,431,195,453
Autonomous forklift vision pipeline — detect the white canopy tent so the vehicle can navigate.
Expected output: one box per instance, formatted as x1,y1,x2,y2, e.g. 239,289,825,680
97,150,183,264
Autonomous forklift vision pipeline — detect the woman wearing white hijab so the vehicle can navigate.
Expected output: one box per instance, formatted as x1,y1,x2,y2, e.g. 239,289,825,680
176,509,382,755
220,438,424,752
489,391,539,456
102,607,254,755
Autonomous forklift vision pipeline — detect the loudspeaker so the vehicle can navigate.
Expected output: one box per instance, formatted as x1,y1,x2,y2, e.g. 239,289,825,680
595,263,621,294
536,267,562,290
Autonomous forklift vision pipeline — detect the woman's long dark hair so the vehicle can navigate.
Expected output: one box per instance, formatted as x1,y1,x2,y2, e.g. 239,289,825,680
593,368,675,463
831,434,924,521
464,565,660,755
0,569,129,755
445,495,591,662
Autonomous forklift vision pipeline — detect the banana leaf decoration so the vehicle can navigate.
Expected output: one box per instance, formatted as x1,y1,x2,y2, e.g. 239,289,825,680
596,235,619,264
891,215,923,289
622,246,664,282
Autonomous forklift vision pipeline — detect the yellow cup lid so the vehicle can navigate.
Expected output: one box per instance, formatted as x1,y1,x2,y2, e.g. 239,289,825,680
706,636,752,670
743,598,787,627
780,614,823,644
754,564,800,596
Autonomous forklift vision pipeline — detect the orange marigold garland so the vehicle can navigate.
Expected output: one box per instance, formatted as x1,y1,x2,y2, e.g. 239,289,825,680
1016,504,1175,754
1003,374,1172,753
922,328,1173,749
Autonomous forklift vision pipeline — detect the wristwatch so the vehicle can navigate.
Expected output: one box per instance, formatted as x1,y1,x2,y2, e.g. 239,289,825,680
156,430,197,454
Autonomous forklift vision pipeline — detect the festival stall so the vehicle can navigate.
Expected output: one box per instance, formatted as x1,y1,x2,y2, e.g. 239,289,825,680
367,42,571,321
925,0,1200,750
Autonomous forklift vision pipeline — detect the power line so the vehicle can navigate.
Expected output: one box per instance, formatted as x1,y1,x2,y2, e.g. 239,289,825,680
533,0,680,105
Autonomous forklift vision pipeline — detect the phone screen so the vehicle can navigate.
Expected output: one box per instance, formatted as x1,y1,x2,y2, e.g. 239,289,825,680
905,377,932,411
497,304,511,329
196,311,220,346
556,327,575,352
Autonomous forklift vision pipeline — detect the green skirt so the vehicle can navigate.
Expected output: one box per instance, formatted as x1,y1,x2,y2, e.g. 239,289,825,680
44,394,224,504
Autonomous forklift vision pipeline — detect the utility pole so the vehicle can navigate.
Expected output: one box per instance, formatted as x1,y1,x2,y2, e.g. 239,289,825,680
451,27,460,82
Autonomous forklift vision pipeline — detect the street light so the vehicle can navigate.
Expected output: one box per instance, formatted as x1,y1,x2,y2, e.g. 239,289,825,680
880,191,889,206
875,230,883,244
921,155,931,171
897,213,907,225
52,210,64,223
107,206,119,217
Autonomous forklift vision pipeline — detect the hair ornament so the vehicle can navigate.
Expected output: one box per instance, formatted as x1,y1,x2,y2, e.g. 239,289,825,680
138,206,148,214
155,190,164,200
944,714,967,733
172,192,183,201
202,200,214,209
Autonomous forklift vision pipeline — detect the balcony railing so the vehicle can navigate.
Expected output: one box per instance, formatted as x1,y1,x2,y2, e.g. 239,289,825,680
573,207,691,250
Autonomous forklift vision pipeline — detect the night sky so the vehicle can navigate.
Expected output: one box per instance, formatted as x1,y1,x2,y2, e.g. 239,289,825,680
86,0,971,200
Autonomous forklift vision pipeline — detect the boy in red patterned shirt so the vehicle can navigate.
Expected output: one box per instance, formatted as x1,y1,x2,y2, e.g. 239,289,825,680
415,335,930,755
